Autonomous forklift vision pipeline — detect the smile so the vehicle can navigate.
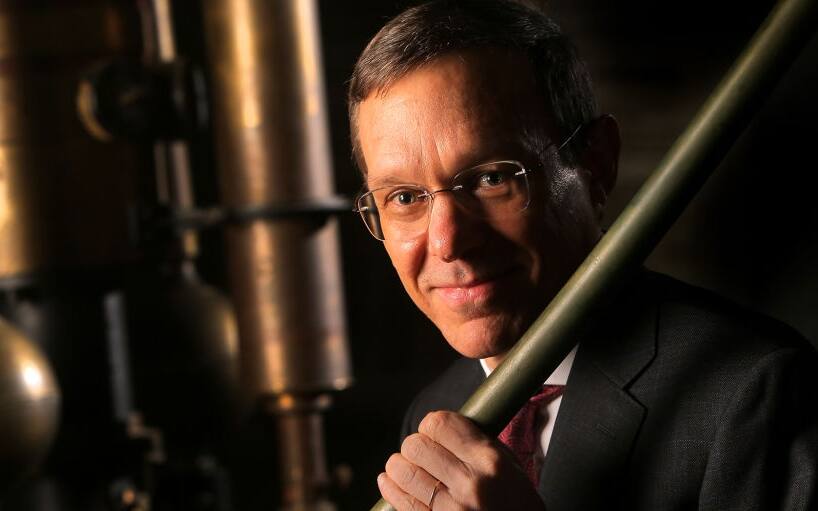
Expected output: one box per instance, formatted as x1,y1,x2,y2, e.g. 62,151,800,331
433,267,519,310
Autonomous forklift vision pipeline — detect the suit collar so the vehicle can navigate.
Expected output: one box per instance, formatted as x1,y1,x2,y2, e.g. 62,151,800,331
538,283,659,509
585,291,659,389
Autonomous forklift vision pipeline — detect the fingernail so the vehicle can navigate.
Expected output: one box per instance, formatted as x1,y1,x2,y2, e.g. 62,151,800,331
377,472,385,487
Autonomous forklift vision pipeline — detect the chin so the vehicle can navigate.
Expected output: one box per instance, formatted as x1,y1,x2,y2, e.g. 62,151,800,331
441,315,521,360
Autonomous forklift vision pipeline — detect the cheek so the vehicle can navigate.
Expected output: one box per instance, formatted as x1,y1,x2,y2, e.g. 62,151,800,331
515,212,551,283
548,168,599,227
515,180,596,290
535,180,601,279
384,237,427,294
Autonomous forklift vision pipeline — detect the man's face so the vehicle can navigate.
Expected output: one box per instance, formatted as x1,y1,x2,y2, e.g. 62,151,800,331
357,50,605,367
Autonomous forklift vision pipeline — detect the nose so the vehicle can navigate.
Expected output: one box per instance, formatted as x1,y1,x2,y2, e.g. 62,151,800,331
426,192,484,262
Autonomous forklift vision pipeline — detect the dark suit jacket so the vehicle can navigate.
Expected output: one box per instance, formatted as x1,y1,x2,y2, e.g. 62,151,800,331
401,273,818,510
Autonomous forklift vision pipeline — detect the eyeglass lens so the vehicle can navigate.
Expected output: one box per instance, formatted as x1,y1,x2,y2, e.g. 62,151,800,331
357,161,530,241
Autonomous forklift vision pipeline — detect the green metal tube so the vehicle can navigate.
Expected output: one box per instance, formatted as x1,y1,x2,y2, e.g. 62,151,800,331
371,0,818,508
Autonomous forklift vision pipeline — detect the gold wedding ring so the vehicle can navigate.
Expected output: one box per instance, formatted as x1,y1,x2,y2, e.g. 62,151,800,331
428,480,443,509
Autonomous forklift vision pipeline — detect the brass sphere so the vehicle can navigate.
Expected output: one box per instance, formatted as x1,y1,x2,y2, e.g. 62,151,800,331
125,271,241,447
0,318,61,491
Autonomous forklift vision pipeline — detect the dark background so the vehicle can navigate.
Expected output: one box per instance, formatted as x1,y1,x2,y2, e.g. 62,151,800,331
316,0,818,508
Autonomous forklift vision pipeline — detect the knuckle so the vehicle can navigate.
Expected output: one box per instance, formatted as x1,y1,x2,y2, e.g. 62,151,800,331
480,447,503,475
397,461,419,488
446,457,499,509
460,478,481,504
401,433,425,461
385,453,402,474
419,410,447,435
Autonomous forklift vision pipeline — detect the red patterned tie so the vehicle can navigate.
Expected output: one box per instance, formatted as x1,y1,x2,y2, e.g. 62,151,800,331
498,385,565,486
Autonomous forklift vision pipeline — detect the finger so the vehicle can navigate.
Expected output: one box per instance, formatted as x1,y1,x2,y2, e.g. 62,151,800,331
418,411,496,464
385,453,440,506
427,480,458,511
401,432,470,490
377,472,429,511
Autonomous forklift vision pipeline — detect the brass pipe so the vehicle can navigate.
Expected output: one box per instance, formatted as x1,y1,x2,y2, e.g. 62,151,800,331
370,0,818,508
202,0,351,509
202,0,350,397
268,394,335,511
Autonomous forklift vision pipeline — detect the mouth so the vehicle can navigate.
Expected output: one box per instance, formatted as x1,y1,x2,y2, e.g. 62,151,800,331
432,267,519,310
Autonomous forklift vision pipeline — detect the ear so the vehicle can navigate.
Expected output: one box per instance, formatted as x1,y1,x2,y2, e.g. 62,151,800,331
577,114,620,216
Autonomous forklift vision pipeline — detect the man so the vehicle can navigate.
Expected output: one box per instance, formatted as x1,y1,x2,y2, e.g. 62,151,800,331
348,1,818,509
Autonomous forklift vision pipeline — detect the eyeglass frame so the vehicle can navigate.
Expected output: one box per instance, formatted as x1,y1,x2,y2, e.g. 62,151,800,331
353,123,584,241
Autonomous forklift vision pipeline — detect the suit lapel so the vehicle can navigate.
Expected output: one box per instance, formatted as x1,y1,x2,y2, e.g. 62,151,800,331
539,294,658,510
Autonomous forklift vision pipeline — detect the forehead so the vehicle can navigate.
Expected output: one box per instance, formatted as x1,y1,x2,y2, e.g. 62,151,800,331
357,49,551,185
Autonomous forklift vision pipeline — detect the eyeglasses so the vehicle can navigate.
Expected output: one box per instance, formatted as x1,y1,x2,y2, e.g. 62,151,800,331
354,125,582,241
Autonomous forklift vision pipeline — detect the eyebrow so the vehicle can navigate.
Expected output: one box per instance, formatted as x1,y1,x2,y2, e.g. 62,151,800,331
365,175,417,189
364,135,533,190
366,152,524,190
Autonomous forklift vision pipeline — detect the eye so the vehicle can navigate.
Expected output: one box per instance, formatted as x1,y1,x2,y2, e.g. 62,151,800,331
460,162,523,199
478,171,508,187
384,188,425,208
397,191,417,204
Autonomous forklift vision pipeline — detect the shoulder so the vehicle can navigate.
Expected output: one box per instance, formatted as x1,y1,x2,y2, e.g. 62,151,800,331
624,271,816,424
585,270,814,395
644,276,818,508
400,357,485,441
645,271,812,361
587,270,816,420
593,273,818,507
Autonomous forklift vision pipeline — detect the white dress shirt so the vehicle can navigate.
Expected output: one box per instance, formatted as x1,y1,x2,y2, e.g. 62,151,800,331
480,345,577,457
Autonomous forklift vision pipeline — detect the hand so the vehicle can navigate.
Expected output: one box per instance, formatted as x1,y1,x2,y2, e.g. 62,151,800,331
377,410,546,510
